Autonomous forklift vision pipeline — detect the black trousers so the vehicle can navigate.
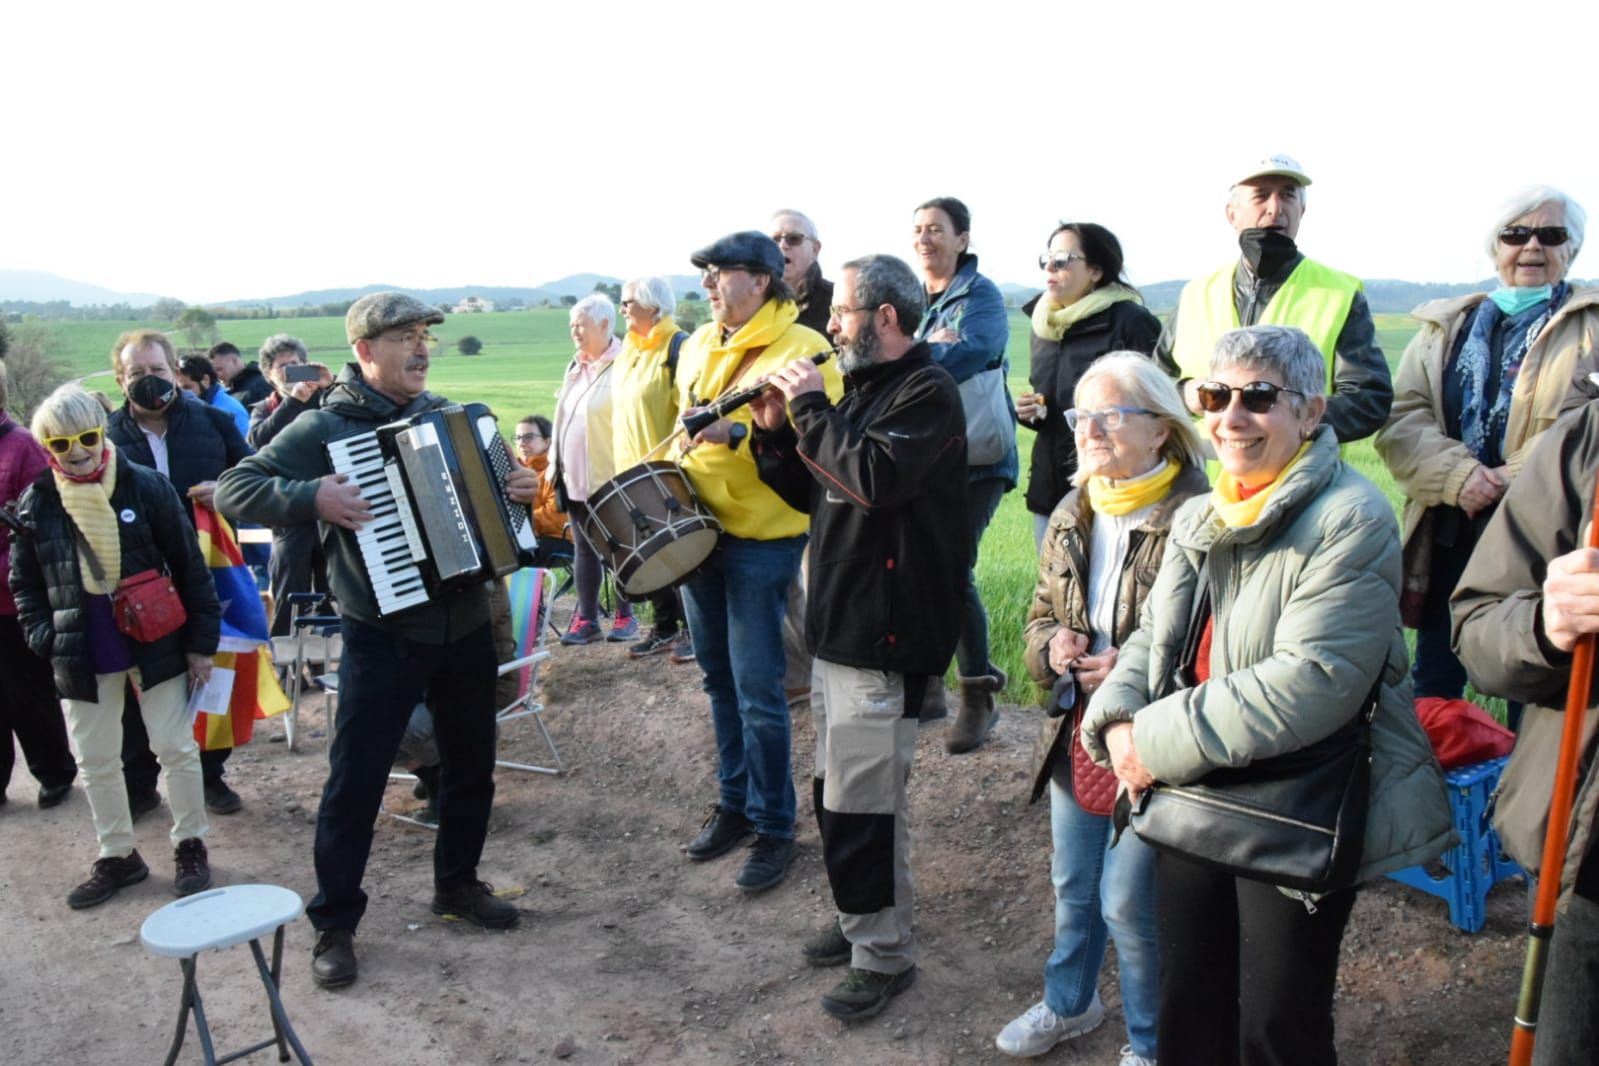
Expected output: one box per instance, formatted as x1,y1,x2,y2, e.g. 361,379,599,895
307,616,498,932
268,522,327,638
1155,851,1358,1066
0,615,76,793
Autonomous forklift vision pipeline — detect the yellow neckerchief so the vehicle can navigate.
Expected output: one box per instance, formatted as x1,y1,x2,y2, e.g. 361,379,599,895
1030,285,1141,342
55,442,121,594
628,315,680,361
692,299,800,400
1211,439,1313,528
1086,458,1178,517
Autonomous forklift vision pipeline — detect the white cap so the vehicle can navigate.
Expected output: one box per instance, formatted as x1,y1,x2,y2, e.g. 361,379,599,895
1234,153,1312,188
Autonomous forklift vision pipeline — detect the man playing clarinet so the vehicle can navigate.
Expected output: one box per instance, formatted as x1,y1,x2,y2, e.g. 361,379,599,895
215,293,538,990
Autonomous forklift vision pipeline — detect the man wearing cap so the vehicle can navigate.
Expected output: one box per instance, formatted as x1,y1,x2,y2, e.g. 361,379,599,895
215,293,539,990
1157,154,1391,441
675,231,841,894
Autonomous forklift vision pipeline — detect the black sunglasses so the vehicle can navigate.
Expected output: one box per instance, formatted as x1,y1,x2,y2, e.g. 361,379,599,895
1498,225,1569,247
1195,380,1304,414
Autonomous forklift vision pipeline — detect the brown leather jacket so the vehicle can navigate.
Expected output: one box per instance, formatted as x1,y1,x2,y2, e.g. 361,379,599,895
1021,463,1208,802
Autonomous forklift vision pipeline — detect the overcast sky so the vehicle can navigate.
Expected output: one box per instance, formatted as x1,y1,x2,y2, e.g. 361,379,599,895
5,1,1596,303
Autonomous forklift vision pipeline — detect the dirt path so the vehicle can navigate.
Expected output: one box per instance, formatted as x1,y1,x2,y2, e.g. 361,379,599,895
0,643,1525,1064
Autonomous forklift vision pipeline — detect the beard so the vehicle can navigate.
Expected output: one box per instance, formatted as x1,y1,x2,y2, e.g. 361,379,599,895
838,323,882,374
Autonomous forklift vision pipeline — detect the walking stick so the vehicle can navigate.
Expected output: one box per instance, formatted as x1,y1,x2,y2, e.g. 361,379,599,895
1507,467,1599,1065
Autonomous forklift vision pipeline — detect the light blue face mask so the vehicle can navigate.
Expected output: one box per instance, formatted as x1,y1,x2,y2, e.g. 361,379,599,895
1489,285,1552,315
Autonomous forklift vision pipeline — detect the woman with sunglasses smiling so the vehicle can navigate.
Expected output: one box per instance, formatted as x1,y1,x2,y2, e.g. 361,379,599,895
9,385,222,909
1376,185,1592,725
1081,326,1452,1065
1019,222,1162,550
997,354,1205,1064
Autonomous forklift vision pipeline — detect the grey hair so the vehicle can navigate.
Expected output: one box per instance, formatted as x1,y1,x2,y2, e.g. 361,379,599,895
770,209,819,241
1209,326,1326,413
1485,184,1586,260
622,276,676,317
1071,352,1205,485
31,384,108,440
841,254,925,336
258,333,309,371
570,293,615,328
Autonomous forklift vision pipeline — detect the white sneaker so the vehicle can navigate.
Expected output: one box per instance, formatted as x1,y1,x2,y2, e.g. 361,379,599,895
995,994,1105,1057
1118,1046,1155,1066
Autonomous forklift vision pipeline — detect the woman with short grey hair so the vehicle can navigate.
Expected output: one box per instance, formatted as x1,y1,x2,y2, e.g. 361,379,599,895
1376,184,1597,722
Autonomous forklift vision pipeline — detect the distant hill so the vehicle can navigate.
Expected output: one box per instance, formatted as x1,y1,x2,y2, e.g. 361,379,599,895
0,269,161,306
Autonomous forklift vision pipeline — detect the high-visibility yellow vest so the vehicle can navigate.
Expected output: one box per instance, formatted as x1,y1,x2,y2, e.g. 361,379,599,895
1172,257,1362,383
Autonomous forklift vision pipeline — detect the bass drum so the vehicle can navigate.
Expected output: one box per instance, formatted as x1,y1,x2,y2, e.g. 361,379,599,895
578,461,721,596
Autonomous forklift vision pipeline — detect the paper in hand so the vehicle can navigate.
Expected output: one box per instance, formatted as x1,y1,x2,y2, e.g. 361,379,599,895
187,666,236,721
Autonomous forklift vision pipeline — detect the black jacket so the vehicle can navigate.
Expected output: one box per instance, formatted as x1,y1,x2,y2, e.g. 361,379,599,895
9,453,221,701
227,363,274,408
248,390,322,450
214,364,490,644
795,264,835,337
754,343,968,676
107,393,252,503
1018,295,1162,516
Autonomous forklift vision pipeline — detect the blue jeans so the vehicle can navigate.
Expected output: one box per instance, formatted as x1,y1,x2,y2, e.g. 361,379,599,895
1044,780,1160,1059
956,477,1007,677
680,534,804,839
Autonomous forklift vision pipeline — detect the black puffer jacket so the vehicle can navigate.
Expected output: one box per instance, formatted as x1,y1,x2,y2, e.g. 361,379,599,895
1019,294,1161,516
9,453,221,701
107,392,252,502
227,363,274,408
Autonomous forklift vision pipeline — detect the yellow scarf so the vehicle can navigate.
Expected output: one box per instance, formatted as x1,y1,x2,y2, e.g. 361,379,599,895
630,315,680,360
1086,459,1179,516
1030,285,1141,342
690,299,801,400
54,443,121,595
1211,440,1312,528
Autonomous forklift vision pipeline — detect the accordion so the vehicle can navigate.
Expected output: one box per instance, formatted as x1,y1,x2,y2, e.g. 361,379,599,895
326,403,537,617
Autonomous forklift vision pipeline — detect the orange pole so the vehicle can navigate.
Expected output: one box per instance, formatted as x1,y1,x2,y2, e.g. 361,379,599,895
1507,468,1599,1066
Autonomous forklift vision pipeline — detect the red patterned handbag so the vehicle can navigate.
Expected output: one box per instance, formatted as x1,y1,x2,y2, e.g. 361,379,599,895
1070,700,1119,816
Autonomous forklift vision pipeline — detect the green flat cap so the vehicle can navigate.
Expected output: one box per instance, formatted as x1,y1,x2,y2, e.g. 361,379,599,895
345,291,445,345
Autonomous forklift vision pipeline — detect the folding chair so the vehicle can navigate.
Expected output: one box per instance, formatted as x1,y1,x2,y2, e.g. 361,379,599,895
496,567,562,775
270,593,342,753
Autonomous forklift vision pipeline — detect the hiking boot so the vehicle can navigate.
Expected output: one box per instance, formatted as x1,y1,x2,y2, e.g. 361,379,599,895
947,667,1006,754
802,918,851,967
606,615,639,642
560,615,602,646
685,805,753,861
820,965,917,1022
628,627,677,659
129,789,162,823
669,630,695,664
432,881,520,929
67,851,149,910
174,838,212,896
38,781,74,809
736,835,796,894
995,995,1104,1057
311,928,357,989
204,779,243,815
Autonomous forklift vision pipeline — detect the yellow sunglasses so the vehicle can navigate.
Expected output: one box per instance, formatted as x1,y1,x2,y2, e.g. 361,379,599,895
42,427,104,455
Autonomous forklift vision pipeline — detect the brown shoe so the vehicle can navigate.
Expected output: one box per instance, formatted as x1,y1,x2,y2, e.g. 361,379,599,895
947,669,1005,754
67,851,149,910
174,838,212,896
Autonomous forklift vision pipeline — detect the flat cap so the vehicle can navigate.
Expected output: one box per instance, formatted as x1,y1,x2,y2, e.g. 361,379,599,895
689,231,785,278
345,292,445,345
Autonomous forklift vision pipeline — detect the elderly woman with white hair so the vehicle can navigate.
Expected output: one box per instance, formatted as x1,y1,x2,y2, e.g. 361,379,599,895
1082,326,1452,1065
551,292,636,644
9,385,222,909
1376,185,1595,726
997,354,1207,1064
609,276,693,661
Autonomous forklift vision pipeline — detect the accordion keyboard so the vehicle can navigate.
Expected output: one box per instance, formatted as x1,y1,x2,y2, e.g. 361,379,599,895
327,431,432,616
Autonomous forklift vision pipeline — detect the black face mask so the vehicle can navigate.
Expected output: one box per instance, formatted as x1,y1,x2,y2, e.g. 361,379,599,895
1238,228,1299,278
129,374,177,412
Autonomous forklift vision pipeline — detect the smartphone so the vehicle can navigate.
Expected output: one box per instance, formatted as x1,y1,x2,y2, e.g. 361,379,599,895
284,364,322,383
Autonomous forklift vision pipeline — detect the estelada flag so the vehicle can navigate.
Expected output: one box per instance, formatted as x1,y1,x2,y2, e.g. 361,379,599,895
192,503,289,751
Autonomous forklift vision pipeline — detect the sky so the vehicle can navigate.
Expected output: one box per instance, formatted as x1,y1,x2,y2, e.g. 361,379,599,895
5,0,1597,304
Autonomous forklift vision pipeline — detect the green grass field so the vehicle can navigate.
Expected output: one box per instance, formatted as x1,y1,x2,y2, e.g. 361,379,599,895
33,308,1423,704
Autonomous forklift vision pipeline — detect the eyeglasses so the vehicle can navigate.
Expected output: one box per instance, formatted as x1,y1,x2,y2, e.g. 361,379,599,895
1498,225,1570,247
1194,380,1304,414
770,232,809,247
699,265,749,286
515,433,544,443
1039,252,1086,271
1064,406,1156,432
829,305,877,319
378,329,436,348
42,427,104,454
619,299,636,310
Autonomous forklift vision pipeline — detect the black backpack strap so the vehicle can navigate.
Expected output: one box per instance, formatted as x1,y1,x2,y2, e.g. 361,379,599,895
666,331,688,385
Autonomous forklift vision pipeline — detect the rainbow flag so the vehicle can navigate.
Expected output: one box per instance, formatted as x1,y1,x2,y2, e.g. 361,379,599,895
193,503,289,751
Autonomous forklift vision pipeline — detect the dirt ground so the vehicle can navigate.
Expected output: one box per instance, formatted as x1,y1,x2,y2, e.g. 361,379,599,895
0,636,1530,1066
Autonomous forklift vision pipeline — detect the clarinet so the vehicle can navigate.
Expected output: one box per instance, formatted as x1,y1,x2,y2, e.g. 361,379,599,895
680,349,836,437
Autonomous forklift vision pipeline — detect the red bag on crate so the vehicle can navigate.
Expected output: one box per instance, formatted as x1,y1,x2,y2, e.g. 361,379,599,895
1414,697,1515,769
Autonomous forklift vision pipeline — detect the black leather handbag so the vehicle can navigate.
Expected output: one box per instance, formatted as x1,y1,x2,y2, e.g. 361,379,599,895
1127,559,1376,893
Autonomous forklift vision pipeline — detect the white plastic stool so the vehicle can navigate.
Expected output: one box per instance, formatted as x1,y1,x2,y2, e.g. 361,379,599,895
140,884,314,1065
